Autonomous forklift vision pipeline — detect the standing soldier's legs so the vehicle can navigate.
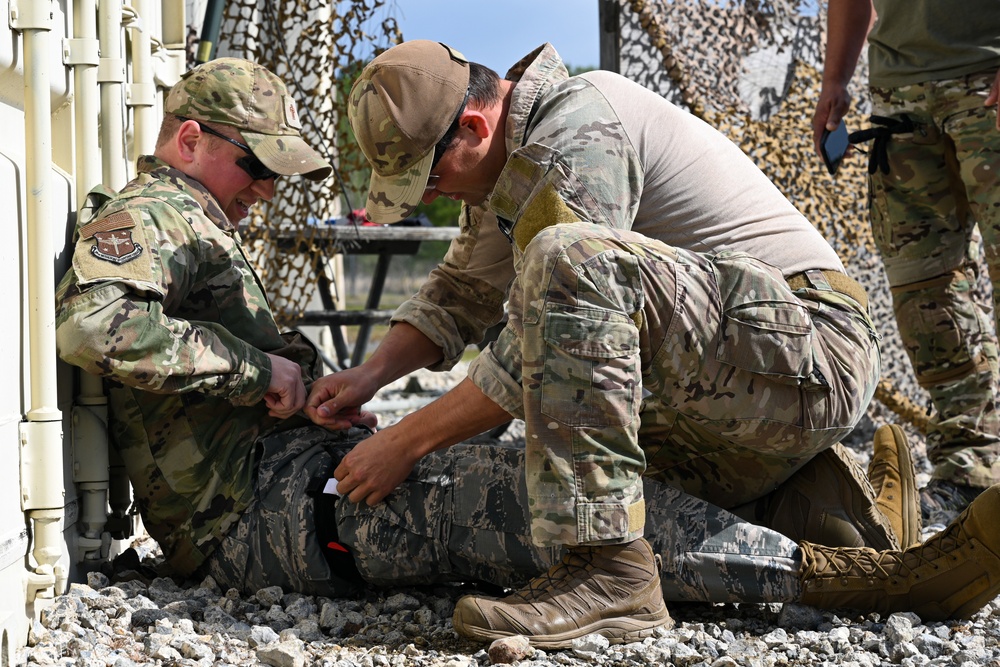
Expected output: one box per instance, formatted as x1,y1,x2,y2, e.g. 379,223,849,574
869,73,1000,523
947,70,1000,486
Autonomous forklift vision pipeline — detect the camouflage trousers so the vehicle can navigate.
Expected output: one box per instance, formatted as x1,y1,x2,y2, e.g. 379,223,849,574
482,223,879,547
201,425,802,603
200,426,367,598
869,68,1000,488
338,439,802,604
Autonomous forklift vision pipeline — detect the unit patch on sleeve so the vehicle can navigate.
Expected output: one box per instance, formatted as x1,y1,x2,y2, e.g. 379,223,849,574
74,208,155,287
91,228,143,264
82,211,143,264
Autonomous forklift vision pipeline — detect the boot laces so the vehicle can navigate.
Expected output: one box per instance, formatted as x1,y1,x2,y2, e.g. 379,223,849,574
822,515,970,581
513,547,598,602
868,447,898,493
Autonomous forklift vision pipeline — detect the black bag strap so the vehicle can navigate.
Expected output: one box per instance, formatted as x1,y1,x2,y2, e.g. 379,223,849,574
848,114,916,175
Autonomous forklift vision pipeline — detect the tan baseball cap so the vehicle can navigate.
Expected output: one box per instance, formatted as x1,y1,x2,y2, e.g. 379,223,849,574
166,58,332,181
348,41,470,223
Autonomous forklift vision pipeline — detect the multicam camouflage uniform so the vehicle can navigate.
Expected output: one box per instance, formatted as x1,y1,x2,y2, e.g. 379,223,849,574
864,0,1000,489
55,157,364,595
394,44,880,548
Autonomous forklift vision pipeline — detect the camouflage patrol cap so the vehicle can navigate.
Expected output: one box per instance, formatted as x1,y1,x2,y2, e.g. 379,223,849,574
166,58,332,181
348,41,470,223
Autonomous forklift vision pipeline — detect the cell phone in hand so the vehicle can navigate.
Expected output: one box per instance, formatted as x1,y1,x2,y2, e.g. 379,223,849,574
821,119,849,176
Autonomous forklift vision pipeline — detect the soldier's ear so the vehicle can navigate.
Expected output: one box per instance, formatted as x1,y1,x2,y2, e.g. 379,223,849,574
174,119,202,162
459,109,491,140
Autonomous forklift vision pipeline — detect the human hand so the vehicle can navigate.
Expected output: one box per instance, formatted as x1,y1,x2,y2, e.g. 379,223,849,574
263,353,307,418
304,366,380,429
333,427,416,505
986,69,1000,130
812,83,852,155
314,406,379,432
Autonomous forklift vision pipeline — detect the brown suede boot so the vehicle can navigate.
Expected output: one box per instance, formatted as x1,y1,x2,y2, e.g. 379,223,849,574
761,442,898,550
799,483,1000,621
868,424,921,548
452,538,671,648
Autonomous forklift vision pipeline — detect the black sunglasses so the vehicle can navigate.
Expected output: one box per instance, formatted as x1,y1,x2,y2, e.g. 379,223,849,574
431,86,471,169
177,116,280,181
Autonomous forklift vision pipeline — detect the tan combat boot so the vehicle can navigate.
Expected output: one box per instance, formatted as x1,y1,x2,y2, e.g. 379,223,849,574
452,538,670,649
799,483,1000,621
761,442,898,550
868,423,921,548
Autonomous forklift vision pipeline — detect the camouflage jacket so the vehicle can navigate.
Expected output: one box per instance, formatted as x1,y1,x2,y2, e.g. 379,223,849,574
394,44,843,415
55,156,317,575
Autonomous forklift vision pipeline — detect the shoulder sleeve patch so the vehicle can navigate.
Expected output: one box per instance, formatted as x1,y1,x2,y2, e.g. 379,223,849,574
73,208,157,288
489,145,555,224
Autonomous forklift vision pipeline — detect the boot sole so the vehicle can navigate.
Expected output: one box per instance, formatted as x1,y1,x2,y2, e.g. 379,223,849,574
455,608,671,649
881,424,920,548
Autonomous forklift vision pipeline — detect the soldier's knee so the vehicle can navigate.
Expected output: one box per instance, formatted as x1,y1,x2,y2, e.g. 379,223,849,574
522,224,575,261
891,267,993,386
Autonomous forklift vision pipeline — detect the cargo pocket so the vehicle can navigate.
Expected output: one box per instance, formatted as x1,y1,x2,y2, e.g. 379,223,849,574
713,254,820,387
869,171,894,253
256,444,344,592
540,306,640,427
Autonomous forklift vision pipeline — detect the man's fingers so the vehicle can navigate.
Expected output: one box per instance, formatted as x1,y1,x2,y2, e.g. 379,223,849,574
335,471,376,505
264,385,307,419
351,411,379,430
306,405,361,430
347,485,386,506
305,384,333,410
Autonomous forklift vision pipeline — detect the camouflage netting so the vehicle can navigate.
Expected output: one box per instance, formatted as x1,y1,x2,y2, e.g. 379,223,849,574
209,0,401,324
616,0,938,436
198,0,943,437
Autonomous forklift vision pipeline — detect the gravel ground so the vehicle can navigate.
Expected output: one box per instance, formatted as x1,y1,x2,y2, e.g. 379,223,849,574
20,364,1000,667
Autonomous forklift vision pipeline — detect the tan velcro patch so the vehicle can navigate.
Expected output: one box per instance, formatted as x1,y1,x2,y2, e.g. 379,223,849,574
511,182,581,251
490,146,582,251
79,209,135,239
628,498,646,535
73,208,155,286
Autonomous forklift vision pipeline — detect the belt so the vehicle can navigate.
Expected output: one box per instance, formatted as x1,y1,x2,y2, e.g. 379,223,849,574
786,269,869,312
